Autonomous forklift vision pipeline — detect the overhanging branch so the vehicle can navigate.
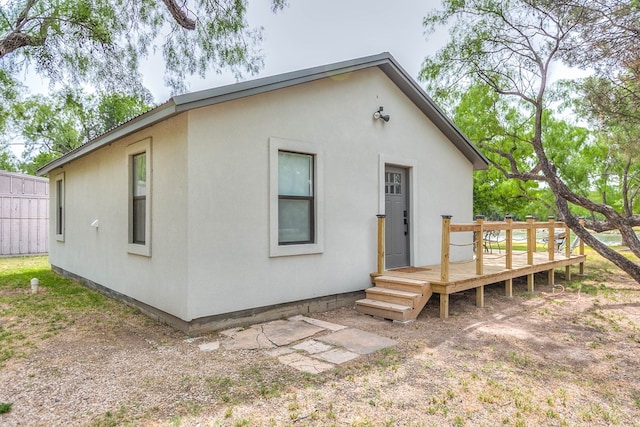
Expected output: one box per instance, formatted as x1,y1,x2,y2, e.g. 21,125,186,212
161,0,196,30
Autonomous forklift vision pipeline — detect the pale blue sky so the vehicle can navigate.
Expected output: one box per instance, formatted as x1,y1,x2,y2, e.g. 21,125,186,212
139,0,446,101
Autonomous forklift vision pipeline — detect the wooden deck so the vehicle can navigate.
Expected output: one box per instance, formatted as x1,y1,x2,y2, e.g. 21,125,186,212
356,215,587,320
379,251,586,319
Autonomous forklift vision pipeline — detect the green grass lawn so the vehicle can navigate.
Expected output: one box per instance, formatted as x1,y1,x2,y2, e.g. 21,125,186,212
0,256,121,367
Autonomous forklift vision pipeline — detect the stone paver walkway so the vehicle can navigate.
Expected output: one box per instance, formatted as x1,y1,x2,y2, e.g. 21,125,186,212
192,316,397,374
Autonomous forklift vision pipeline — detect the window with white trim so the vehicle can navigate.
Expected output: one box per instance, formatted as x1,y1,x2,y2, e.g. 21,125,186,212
132,152,147,244
127,138,152,256
269,137,324,257
54,173,64,242
278,151,314,245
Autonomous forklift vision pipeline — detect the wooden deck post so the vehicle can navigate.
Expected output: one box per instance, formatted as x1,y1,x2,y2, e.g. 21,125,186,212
441,215,452,282
440,294,450,319
376,214,386,275
526,216,536,265
526,216,536,292
579,218,586,275
505,215,513,297
548,216,555,261
474,215,485,308
547,216,555,286
475,215,484,276
565,222,572,280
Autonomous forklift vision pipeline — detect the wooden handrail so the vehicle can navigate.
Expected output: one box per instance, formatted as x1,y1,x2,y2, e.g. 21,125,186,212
438,215,584,283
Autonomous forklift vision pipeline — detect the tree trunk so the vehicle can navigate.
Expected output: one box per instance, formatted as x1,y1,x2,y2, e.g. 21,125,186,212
556,198,640,283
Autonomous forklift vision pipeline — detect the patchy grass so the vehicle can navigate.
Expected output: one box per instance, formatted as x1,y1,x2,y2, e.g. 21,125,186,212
0,256,132,367
0,402,13,414
2,251,640,426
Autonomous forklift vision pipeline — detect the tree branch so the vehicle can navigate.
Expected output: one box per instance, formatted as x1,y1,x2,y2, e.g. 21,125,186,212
161,0,196,30
0,31,39,58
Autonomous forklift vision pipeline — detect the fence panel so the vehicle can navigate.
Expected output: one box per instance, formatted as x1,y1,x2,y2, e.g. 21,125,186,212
0,171,49,256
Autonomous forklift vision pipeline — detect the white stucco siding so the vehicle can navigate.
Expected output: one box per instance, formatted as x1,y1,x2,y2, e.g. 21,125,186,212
185,67,474,319
48,115,191,319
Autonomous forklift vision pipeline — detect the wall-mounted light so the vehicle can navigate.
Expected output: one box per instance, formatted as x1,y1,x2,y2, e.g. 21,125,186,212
373,106,390,122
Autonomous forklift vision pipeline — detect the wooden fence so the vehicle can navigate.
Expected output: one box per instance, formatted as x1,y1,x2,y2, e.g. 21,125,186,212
0,171,49,256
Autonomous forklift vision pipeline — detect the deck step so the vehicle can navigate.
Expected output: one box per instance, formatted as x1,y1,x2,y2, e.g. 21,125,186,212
365,287,421,308
374,275,429,293
359,275,433,321
355,298,412,321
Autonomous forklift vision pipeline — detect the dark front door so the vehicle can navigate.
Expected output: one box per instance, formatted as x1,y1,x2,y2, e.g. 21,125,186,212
385,166,409,268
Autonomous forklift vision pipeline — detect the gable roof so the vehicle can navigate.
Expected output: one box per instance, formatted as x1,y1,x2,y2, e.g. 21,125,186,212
37,52,488,175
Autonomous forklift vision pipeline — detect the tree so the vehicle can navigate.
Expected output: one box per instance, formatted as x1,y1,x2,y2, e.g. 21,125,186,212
0,0,286,94
11,88,153,173
0,146,18,171
444,83,556,219
422,0,640,282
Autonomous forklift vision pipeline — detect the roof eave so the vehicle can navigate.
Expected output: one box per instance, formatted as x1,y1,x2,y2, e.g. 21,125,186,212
171,53,394,112
36,102,178,176
36,52,488,175
377,59,489,170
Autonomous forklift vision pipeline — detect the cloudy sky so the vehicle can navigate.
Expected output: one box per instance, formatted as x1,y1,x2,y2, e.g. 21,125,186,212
139,0,447,102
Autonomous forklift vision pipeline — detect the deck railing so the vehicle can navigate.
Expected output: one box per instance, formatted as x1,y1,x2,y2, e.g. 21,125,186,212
440,215,585,286
374,214,586,286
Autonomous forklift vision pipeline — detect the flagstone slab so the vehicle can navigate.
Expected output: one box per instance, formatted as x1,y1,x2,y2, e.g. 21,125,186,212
313,348,359,365
261,319,325,346
292,339,333,354
289,315,347,331
198,341,220,352
223,319,325,350
318,328,398,355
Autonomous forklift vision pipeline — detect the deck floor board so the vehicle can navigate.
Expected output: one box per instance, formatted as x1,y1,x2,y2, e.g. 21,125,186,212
377,251,586,318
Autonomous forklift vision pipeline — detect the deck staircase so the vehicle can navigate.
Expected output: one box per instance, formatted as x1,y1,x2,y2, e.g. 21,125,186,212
355,275,432,322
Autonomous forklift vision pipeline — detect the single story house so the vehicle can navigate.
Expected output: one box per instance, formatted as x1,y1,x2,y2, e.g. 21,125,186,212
37,53,487,332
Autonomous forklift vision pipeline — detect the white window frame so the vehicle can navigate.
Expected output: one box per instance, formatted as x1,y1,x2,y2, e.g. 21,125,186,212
53,172,65,242
269,137,324,257
127,138,152,257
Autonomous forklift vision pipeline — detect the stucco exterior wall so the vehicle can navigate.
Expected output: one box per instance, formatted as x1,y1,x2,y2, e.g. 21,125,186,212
184,68,473,320
46,66,475,324
47,115,191,319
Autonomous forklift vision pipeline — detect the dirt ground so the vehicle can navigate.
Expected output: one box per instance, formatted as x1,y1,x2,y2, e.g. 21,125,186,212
2,269,640,426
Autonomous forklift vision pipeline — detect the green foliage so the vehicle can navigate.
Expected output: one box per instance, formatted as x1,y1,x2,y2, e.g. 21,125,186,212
421,1,640,231
436,82,588,219
10,88,153,173
0,0,286,94
1,1,286,174
0,146,18,171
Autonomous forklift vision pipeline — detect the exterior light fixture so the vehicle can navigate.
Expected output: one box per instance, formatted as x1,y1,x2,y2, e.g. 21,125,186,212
373,106,390,122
